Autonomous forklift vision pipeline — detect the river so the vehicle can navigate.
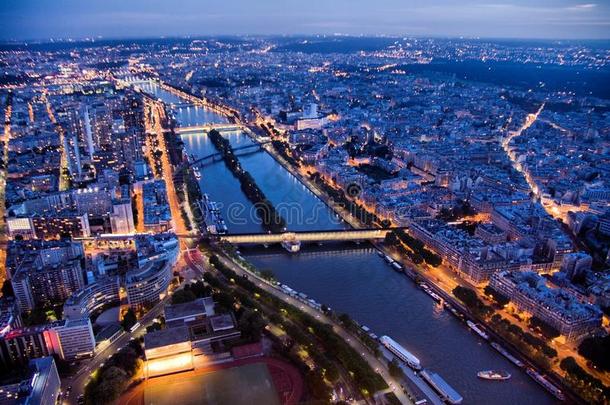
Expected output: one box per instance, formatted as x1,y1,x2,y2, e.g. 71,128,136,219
143,81,557,405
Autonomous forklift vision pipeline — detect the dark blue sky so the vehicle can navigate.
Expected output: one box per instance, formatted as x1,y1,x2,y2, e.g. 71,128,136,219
1,0,609,41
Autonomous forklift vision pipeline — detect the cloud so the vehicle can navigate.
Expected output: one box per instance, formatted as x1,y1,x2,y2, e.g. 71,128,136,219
567,3,597,11
2,0,610,40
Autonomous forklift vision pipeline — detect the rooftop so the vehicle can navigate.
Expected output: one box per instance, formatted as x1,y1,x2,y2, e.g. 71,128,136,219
144,325,190,351
164,297,215,322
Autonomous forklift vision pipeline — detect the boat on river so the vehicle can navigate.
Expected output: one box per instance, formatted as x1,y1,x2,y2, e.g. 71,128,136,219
477,370,511,381
281,238,301,253
467,320,489,340
526,369,565,401
380,335,421,370
490,342,524,368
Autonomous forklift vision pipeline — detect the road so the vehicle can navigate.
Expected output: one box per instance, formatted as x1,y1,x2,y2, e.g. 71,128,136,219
208,251,413,404
145,99,191,250
0,101,11,286
502,103,552,214
43,92,71,191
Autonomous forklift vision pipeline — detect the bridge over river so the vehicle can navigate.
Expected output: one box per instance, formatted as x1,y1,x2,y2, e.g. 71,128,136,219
174,139,273,178
176,123,243,134
217,228,396,245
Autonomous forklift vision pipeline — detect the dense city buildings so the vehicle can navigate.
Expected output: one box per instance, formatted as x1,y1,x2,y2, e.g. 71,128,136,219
0,28,609,405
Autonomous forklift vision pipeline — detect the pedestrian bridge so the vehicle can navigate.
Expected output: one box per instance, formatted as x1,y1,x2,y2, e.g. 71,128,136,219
219,229,392,245
176,123,243,134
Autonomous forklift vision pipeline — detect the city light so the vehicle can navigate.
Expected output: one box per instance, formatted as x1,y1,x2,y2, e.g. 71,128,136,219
0,10,608,405
145,353,194,377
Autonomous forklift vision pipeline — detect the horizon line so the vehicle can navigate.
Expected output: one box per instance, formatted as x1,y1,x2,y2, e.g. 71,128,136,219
1,33,610,45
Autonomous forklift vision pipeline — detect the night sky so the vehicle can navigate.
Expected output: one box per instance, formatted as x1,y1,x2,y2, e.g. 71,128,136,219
1,0,609,41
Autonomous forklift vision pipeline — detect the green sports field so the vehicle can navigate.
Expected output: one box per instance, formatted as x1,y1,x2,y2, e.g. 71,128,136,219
144,363,280,405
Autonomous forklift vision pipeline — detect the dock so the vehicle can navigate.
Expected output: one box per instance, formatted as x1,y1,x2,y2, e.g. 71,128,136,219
381,348,444,405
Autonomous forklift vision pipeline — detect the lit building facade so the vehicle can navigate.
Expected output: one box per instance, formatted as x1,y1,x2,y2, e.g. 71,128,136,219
490,271,602,342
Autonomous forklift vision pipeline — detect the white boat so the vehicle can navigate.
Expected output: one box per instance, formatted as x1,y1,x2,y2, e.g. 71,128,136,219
391,262,403,272
281,238,301,253
467,320,489,340
281,284,295,295
477,370,511,381
425,289,442,302
380,335,421,370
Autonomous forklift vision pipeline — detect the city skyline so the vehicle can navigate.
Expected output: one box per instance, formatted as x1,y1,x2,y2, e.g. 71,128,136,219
1,3,609,405
1,0,610,41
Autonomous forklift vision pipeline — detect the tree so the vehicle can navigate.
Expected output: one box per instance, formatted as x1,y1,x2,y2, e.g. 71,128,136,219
90,366,129,404
578,335,610,372
484,285,510,306
529,316,560,339
560,356,610,404
259,269,275,282
171,289,197,304
238,309,266,342
453,286,493,318
306,370,332,401
385,393,403,405
388,358,405,379
268,312,283,325
338,313,352,327
384,232,398,245
22,307,49,326
423,251,442,267
1,280,14,298
213,291,235,312
190,280,211,298
121,309,137,331
131,195,139,225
